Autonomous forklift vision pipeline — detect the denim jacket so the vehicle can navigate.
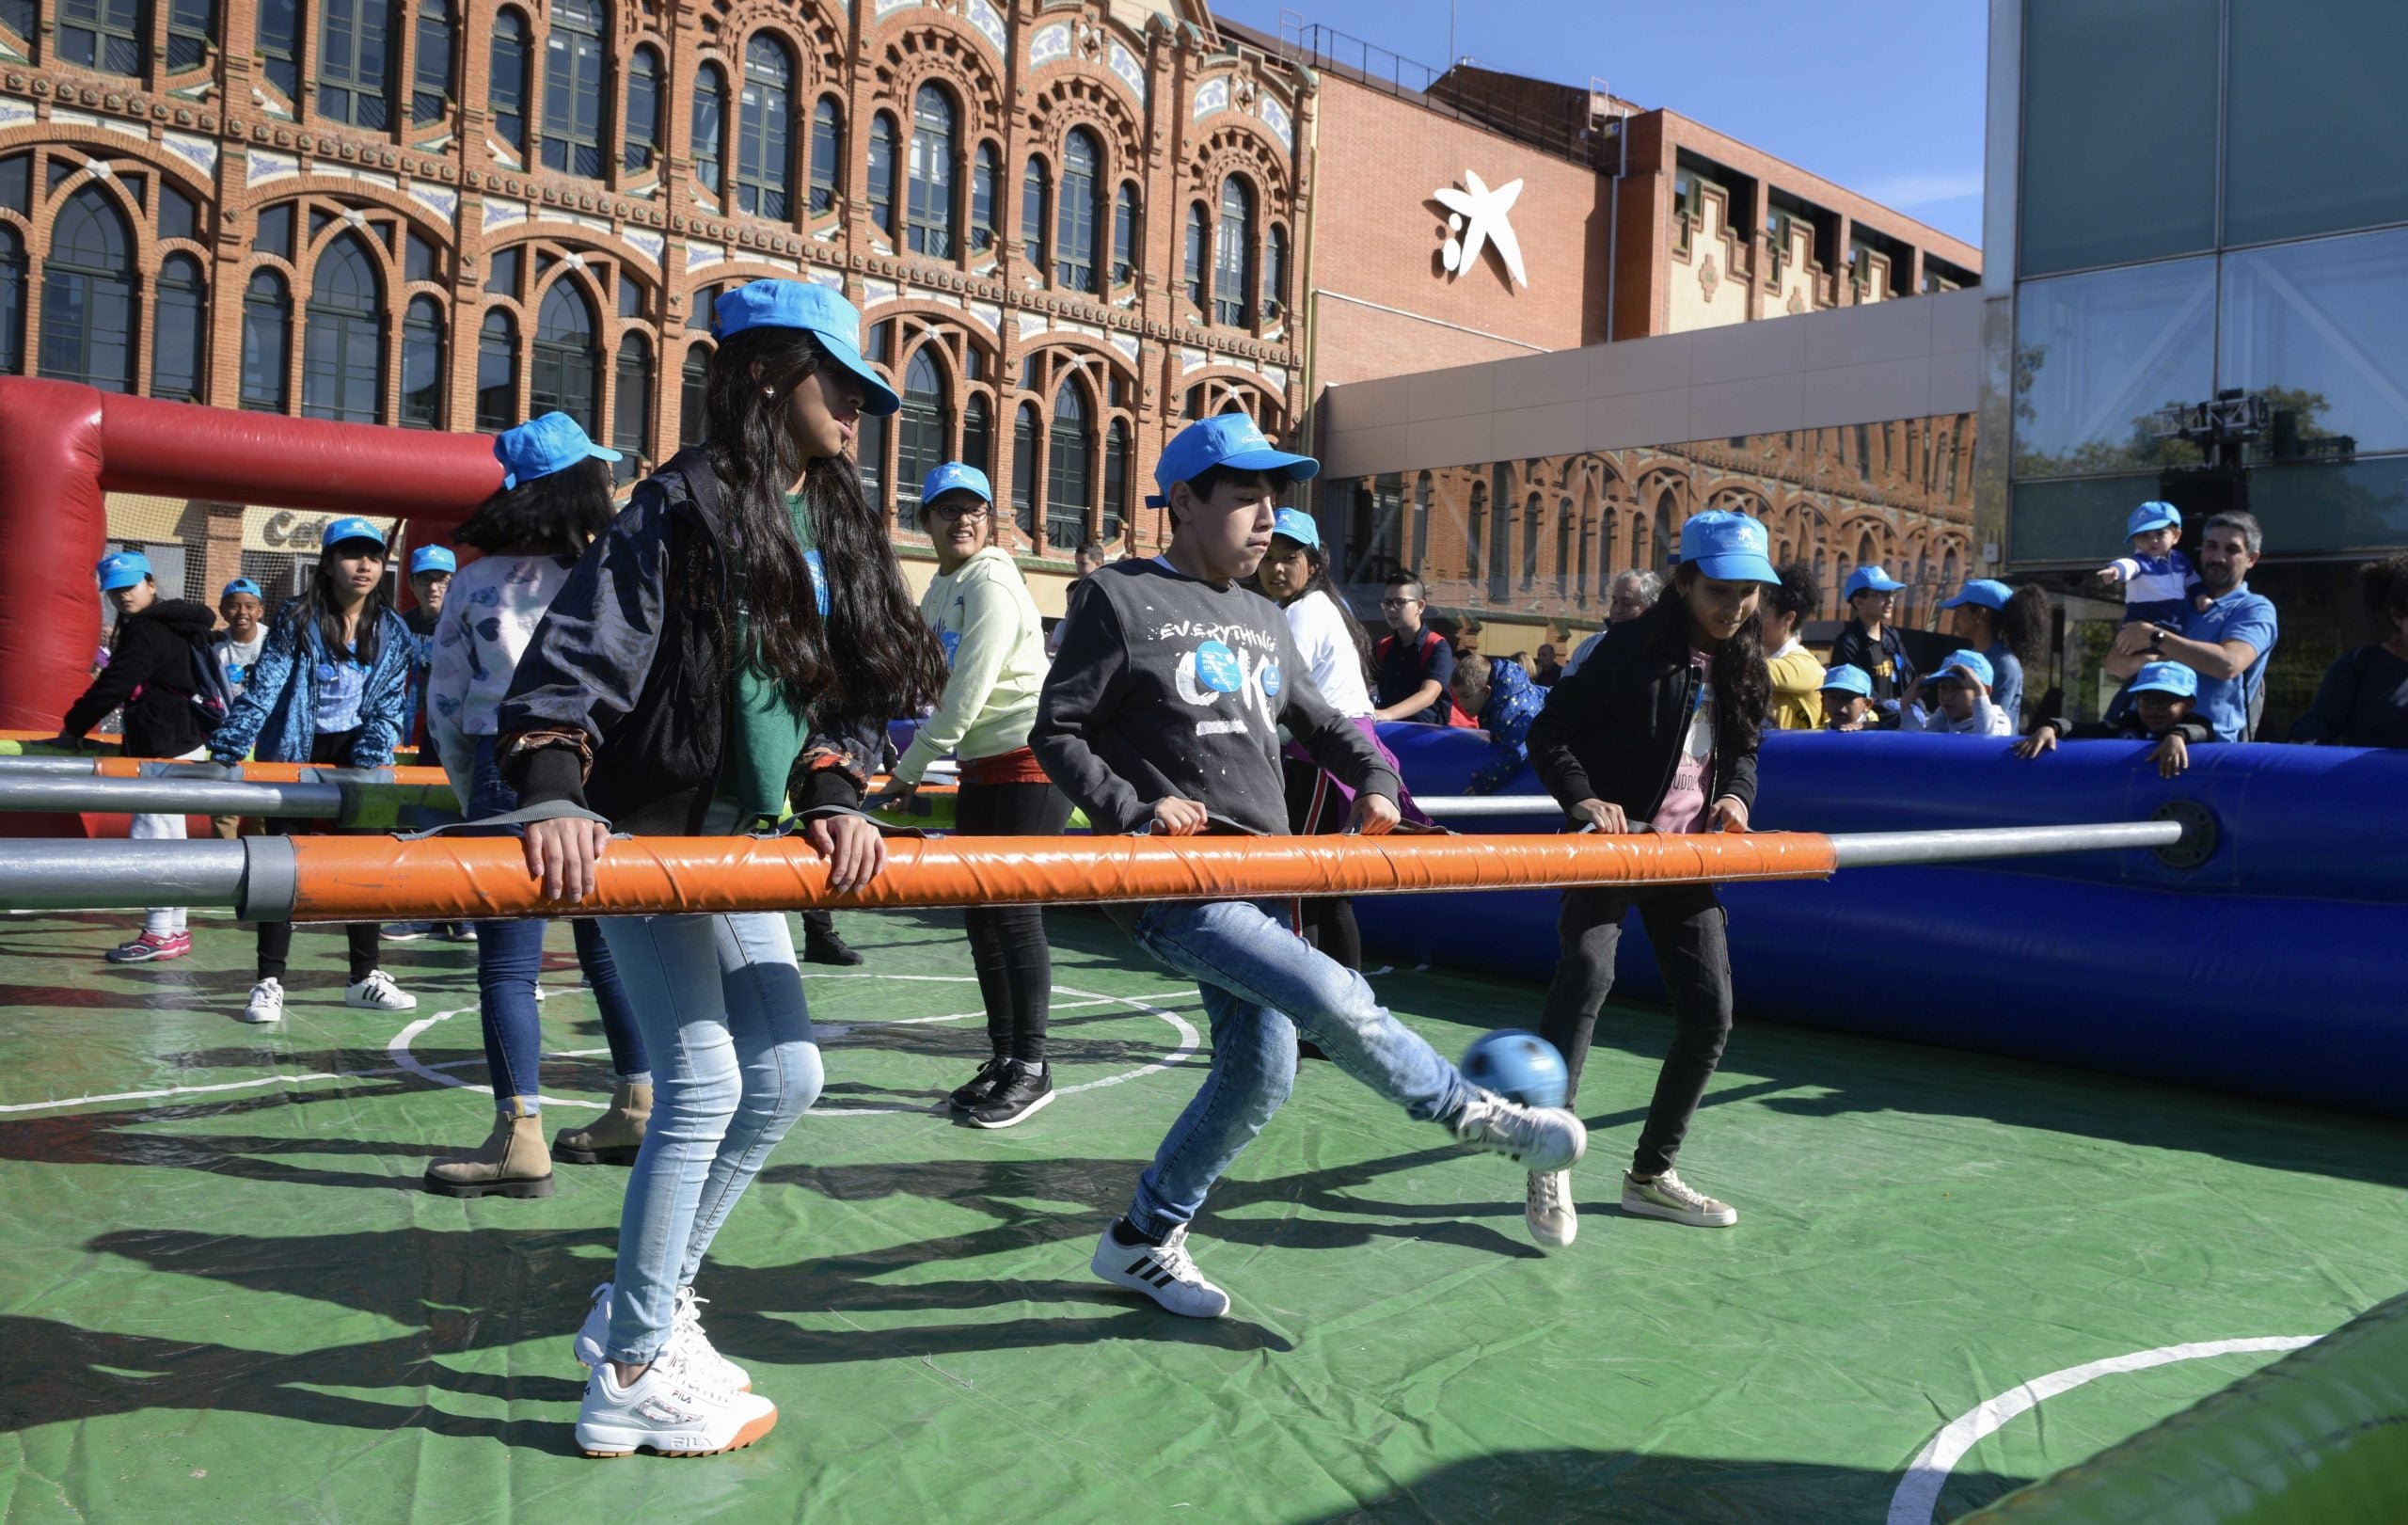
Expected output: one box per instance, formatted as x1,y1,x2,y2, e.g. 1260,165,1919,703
208,601,415,766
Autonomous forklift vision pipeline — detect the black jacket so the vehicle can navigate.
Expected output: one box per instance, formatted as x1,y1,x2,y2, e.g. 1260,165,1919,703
1526,611,1761,822
498,447,878,834
61,599,219,758
2035,713,2215,746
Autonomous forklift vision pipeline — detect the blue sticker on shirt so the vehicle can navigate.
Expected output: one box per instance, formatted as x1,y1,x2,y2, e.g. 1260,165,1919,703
805,548,830,617
1259,661,1282,699
939,628,961,665
1195,641,1243,693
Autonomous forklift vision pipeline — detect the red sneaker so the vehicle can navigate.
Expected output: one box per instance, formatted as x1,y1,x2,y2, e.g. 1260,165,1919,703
106,931,191,963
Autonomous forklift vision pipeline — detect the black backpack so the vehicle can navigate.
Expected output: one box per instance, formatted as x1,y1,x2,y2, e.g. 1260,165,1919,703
182,634,237,725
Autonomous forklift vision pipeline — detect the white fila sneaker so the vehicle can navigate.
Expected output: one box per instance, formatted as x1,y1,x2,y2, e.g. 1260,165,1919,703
574,1348,775,1459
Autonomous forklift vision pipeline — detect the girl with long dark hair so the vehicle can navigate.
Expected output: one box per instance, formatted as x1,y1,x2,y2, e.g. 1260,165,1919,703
1253,509,1426,972
1521,510,1778,1250
495,280,944,1458
207,519,419,1024
420,414,654,1199
1934,579,2049,730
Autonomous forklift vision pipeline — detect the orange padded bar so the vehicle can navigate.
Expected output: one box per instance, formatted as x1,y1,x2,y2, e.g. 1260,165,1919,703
279,830,1841,922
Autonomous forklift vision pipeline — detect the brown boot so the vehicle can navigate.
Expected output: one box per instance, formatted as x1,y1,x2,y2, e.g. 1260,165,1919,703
423,1106,555,1199
553,1082,651,1166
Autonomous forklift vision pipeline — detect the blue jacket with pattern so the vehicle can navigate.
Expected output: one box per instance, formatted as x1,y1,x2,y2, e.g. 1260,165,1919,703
207,600,415,765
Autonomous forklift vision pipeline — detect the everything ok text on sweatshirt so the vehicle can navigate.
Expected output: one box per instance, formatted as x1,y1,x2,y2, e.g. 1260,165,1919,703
1032,558,1399,836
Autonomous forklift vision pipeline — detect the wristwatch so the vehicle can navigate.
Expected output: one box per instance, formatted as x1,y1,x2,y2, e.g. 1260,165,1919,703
2147,626,2167,654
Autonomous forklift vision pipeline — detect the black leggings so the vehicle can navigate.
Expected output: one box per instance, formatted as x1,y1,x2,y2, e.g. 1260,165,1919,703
956,778,1071,1064
254,733,382,984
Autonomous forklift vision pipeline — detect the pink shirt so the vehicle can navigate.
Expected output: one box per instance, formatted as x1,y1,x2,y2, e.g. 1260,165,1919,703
1650,648,1717,834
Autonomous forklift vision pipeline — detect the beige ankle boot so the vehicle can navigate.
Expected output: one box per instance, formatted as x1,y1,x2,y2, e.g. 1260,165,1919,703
423,1105,555,1199
553,1081,651,1166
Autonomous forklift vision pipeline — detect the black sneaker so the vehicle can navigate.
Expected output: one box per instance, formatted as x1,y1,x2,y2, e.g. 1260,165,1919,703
802,928,864,966
965,1061,1054,1129
947,1056,1013,1111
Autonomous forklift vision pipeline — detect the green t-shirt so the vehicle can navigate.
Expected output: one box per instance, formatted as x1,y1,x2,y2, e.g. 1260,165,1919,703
717,493,821,826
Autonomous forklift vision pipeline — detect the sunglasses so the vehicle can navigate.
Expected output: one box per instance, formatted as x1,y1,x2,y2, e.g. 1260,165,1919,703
1379,596,1418,608
926,501,990,520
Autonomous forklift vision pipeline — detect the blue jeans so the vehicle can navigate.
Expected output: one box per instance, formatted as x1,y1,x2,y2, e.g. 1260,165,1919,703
1124,898,1475,1242
464,738,648,1113
597,910,821,1364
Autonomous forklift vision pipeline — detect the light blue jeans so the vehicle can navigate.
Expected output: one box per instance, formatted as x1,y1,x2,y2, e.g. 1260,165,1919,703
597,910,822,1364
1124,898,1475,1242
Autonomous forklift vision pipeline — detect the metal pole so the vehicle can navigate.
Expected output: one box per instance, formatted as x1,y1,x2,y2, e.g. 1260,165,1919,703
0,774,354,818
1413,796,1568,818
1828,819,2185,867
0,838,260,912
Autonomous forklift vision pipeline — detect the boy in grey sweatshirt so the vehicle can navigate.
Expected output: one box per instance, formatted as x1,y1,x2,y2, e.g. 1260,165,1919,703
1032,414,1587,1319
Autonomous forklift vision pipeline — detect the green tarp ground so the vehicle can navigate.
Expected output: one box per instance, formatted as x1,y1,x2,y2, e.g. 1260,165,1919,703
0,907,2402,1523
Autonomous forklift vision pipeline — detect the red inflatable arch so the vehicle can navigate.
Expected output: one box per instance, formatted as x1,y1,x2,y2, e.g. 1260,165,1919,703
0,375,504,732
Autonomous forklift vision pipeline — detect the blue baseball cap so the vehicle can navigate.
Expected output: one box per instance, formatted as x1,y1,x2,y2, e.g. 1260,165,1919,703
1147,414,1318,509
1928,649,1995,688
918,461,992,507
221,577,263,600
96,550,151,591
410,546,457,576
2128,500,2181,537
1676,509,1779,584
1939,579,2013,612
1271,508,1321,548
495,411,622,490
2131,660,2198,699
713,278,900,416
321,516,388,550
1820,664,1874,699
1843,564,1907,599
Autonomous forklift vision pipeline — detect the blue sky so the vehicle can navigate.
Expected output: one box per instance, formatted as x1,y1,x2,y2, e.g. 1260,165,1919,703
1211,0,1988,248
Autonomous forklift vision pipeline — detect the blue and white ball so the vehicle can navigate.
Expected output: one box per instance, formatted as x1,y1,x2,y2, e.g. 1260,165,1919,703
1460,1029,1569,1109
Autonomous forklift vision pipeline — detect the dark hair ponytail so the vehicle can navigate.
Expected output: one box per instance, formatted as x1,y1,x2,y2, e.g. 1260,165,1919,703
453,457,619,556
703,326,945,716
1287,541,1377,690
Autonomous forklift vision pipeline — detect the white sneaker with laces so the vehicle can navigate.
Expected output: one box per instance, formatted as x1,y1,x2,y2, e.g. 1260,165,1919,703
572,1282,751,1392
1453,1088,1587,1174
1089,1223,1230,1319
1621,1168,1737,1228
1525,1170,1577,1249
242,977,284,1025
574,1348,775,1459
343,969,416,1011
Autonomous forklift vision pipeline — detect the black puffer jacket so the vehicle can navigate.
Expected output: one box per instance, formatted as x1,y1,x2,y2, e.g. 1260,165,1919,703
61,599,220,757
1525,604,1761,822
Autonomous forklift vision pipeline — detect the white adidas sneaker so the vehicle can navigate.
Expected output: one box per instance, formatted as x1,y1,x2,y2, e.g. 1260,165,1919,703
1525,1169,1577,1249
1089,1222,1231,1319
241,977,284,1025
1453,1088,1587,1173
343,969,416,1011
572,1281,750,1393
574,1349,775,1459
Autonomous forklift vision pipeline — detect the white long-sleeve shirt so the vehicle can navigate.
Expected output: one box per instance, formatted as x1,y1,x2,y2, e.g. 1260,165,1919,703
1279,588,1374,719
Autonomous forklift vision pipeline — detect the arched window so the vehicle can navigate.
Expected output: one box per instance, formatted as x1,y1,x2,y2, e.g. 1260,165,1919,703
1856,530,1879,572
1412,471,1432,569
319,0,395,127
39,185,135,393
896,346,949,526
961,390,991,476
971,142,1000,253
1554,497,1573,598
541,0,606,177
690,63,725,196
240,270,291,411
1047,377,1092,550
612,331,651,481
1056,129,1101,294
475,308,517,429
907,85,956,258
531,279,601,434
809,97,841,214
1213,176,1254,327
489,11,529,151
1652,488,1677,572
1183,202,1207,308
1011,400,1038,535
167,0,215,71
737,36,793,219
624,46,661,173
1523,491,1543,590
401,294,443,427
412,0,452,122
150,253,205,403
679,342,710,445
1264,223,1289,320
1112,183,1137,288
1465,482,1486,586
58,0,141,74
302,232,385,422
1021,156,1048,273
868,112,898,238
0,226,25,375
1103,418,1130,542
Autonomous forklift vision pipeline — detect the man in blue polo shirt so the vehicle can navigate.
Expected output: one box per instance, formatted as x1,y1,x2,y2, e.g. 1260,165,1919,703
2105,511,2277,742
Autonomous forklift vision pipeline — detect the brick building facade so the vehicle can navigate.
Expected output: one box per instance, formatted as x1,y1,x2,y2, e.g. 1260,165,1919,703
0,0,1312,609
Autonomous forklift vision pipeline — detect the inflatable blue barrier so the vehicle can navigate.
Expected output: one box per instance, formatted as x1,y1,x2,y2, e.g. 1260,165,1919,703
1361,725,2408,1121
